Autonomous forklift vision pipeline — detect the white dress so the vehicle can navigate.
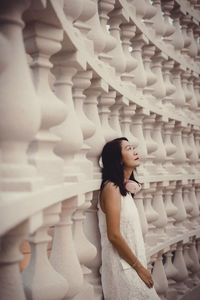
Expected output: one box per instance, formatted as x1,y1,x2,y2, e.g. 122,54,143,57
97,192,160,300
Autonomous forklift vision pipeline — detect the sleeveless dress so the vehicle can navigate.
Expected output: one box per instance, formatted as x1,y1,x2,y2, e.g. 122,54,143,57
97,192,160,300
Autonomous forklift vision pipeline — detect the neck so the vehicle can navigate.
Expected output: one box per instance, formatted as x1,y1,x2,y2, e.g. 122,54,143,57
124,168,133,181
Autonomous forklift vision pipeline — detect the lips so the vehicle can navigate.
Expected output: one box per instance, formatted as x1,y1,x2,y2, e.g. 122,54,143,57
134,157,139,160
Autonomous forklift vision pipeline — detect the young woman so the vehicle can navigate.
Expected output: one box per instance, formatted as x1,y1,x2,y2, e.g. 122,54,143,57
98,137,160,300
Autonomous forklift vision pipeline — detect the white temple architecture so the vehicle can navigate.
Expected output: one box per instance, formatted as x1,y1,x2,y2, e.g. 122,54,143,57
0,0,200,299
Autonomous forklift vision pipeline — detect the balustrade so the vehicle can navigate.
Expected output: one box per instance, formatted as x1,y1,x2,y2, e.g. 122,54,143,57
1,0,200,299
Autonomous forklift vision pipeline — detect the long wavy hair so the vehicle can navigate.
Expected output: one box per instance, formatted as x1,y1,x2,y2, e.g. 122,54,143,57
100,137,138,196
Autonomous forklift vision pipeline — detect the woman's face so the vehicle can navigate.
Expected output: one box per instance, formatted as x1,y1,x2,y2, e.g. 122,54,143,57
120,140,140,169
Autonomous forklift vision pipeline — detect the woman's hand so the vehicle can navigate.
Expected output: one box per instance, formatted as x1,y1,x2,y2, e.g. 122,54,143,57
135,264,154,288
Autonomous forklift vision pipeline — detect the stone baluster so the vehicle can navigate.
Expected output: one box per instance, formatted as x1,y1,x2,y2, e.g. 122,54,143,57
171,11,184,53
183,242,194,288
181,71,193,119
24,3,68,185
109,96,124,136
51,53,85,182
188,24,198,59
98,0,116,63
151,0,166,41
107,7,128,77
23,204,68,300
142,45,157,105
163,121,177,173
180,15,192,57
173,242,188,296
98,90,119,141
143,0,157,30
72,70,96,179
50,197,83,299
164,182,178,235
197,238,200,264
162,0,175,47
151,51,167,103
133,0,147,20
72,192,97,300
83,190,103,300
131,107,149,177
195,184,200,212
194,130,200,172
63,0,83,25
86,0,109,58
120,102,139,147
194,77,200,108
164,246,178,300
152,116,167,174
131,33,148,97
188,236,200,284
121,24,138,90
143,184,159,246
183,184,193,227
0,221,31,300
152,182,168,239
0,0,41,192
188,126,199,174
182,126,193,172
134,190,148,239
188,73,198,121
74,0,96,38
143,113,158,173
162,60,176,112
171,65,185,117
152,251,168,299
194,27,200,64
84,78,108,179
172,122,187,174
172,181,187,231
188,181,200,226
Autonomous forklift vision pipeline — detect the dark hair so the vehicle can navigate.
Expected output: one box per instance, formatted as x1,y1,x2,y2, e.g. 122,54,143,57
100,137,138,196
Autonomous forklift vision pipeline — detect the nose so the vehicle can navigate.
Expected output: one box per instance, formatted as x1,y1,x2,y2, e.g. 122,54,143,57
134,151,138,155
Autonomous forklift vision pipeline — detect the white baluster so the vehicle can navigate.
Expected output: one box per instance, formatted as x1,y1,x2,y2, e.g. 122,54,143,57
98,0,116,63
72,192,97,300
152,251,168,299
107,7,128,77
83,191,103,300
143,0,157,30
73,70,95,179
50,197,83,299
188,126,199,174
162,1,175,46
183,184,193,227
134,190,148,239
151,51,167,103
121,24,138,90
188,24,198,58
84,78,108,178
0,221,30,300
63,0,83,24
98,90,119,141
132,107,149,177
23,204,68,300
172,181,187,231
109,96,124,136
133,0,147,20
52,53,85,182
172,242,188,296
162,60,176,113
171,65,185,117
188,236,200,284
181,15,192,57
164,247,178,300
152,116,167,174
183,242,194,288
143,113,158,173
152,183,168,239
151,0,166,40
163,121,177,173
182,127,193,172
24,3,68,185
171,12,184,53
143,45,157,105
131,33,148,97
188,181,200,226
164,182,178,236
120,102,139,146
172,122,187,174
0,0,41,192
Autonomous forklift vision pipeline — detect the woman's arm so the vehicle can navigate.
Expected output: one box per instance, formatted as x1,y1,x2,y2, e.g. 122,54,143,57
100,182,154,289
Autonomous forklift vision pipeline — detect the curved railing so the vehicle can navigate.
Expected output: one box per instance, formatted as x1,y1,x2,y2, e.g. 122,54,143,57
0,0,200,300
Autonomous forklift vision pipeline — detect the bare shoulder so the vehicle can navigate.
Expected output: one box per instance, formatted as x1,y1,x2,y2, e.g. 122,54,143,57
100,182,121,213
